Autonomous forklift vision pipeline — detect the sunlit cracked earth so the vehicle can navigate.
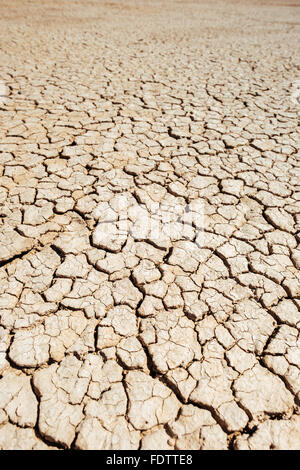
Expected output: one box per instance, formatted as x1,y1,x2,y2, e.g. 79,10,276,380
0,0,299,451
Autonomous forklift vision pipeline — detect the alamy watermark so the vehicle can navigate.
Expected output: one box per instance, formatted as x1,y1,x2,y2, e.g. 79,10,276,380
93,193,206,249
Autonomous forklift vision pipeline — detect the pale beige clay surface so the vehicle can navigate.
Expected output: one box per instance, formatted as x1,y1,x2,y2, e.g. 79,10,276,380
0,0,299,450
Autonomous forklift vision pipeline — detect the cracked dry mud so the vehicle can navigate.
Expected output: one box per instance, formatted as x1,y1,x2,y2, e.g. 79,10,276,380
0,0,299,451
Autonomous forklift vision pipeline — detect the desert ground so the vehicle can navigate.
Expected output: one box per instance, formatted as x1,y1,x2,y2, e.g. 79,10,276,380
0,0,299,450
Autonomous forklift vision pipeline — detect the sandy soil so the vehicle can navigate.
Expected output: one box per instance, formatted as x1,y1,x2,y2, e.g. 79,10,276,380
0,0,299,450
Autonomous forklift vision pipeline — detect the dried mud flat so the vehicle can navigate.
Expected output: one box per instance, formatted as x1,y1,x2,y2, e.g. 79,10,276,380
0,0,299,451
